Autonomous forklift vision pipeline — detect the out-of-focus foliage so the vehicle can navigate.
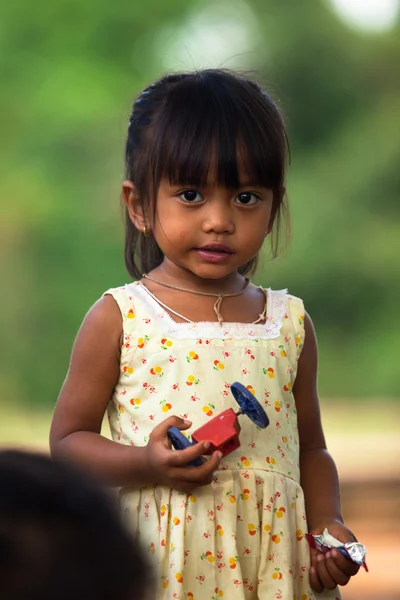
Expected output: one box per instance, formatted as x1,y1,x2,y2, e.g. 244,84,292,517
1,0,399,406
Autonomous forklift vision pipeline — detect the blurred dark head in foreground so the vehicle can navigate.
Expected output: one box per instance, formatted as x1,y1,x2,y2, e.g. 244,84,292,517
0,450,150,600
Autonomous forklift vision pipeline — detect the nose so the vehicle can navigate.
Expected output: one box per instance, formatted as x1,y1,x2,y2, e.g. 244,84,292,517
202,199,235,234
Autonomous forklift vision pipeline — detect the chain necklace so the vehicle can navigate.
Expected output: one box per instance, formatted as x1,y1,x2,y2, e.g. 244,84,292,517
142,273,252,326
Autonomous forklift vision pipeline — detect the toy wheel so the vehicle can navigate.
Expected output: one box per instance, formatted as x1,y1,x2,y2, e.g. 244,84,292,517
167,427,203,467
230,382,269,429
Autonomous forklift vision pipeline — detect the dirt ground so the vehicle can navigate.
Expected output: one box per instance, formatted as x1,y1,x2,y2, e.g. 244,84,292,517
323,403,400,600
338,479,400,600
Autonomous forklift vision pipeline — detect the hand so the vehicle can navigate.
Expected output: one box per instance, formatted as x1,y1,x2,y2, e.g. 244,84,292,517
309,520,360,593
144,416,222,493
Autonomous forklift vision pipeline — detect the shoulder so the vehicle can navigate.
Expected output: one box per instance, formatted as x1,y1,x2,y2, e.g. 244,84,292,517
267,289,304,315
102,282,145,319
269,289,306,356
286,292,305,314
101,282,145,357
103,282,138,307
88,294,122,324
78,294,123,350
266,289,305,323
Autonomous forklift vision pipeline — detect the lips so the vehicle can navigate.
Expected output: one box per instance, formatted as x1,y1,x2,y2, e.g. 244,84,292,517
194,244,234,263
197,244,233,254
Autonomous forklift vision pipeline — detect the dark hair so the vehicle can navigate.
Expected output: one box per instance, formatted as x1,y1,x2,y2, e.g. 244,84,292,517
0,450,151,600
124,69,290,279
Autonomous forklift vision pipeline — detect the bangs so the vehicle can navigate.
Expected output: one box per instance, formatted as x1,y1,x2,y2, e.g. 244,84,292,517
148,71,287,192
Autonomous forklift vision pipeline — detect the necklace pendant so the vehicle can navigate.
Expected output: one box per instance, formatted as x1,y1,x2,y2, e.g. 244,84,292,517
142,274,251,325
214,295,225,326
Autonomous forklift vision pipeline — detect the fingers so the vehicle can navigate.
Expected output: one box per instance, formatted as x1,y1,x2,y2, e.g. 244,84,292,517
324,552,351,586
148,415,223,492
330,549,360,577
151,415,192,441
309,564,324,594
168,440,210,467
309,549,324,593
170,450,222,490
314,553,338,591
182,450,222,483
310,549,359,593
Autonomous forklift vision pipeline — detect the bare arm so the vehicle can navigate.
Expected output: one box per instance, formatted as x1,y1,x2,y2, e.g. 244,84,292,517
50,296,221,490
295,312,359,592
295,313,343,529
50,295,148,485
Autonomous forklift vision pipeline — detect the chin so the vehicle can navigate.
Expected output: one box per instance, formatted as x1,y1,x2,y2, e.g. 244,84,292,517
191,266,239,281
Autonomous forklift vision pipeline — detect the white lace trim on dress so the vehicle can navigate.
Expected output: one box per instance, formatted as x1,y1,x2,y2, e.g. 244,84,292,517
128,283,288,340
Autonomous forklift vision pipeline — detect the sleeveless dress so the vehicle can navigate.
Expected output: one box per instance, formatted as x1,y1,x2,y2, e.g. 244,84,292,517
105,282,341,600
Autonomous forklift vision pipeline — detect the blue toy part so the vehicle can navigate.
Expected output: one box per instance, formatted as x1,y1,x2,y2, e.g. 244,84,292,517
230,381,269,429
167,427,203,467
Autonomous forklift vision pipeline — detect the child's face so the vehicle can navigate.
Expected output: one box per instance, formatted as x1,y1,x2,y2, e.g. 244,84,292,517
153,163,274,282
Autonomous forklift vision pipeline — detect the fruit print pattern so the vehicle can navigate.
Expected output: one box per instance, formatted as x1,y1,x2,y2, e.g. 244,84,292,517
104,283,341,600
122,365,133,377
129,397,141,410
150,365,163,377
202,403,215,417
186,375,199,386
213,359,225,371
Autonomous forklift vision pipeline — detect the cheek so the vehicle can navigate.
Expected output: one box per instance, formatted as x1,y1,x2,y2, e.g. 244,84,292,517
178,230,189,243
153,211,191,248
245,208,272,236
260,204,274,235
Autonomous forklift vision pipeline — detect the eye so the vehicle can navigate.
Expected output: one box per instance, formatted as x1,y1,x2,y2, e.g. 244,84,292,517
178,189,203,203
235,192,260,206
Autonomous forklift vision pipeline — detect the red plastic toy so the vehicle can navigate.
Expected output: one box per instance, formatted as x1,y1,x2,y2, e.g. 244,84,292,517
168,382,269,466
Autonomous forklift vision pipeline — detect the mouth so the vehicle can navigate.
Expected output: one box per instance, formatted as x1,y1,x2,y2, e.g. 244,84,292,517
197,244,234,254
194,244,234,263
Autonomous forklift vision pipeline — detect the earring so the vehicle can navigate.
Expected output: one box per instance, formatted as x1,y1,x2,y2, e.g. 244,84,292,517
142,226,151,237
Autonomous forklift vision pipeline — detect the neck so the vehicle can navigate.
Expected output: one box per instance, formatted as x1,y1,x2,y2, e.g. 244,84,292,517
151,261,247,294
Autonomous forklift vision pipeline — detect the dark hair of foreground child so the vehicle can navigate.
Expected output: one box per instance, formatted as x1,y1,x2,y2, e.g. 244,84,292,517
0,449,151,600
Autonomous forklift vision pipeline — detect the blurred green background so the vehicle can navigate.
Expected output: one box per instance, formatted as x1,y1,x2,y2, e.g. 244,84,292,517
2,0,399,411
1,0,399,408
1,2,399,597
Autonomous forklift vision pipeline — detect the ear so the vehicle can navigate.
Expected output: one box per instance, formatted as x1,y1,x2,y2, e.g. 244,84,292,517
122,180,146,231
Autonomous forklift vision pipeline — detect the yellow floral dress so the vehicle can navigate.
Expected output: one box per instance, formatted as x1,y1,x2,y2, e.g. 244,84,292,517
105,282,341,600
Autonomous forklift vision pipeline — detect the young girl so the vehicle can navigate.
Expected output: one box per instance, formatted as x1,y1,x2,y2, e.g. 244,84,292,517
50,69,360,600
